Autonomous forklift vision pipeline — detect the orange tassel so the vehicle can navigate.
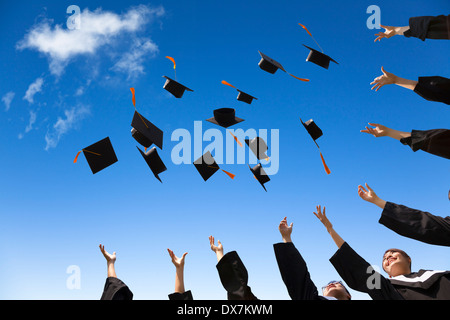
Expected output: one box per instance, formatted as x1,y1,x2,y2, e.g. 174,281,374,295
222,170,235,180
166,56,176,69
288,73,310,82
130,88,136,107
229,131,243,147
221,80,236,89
73,151,82,163
320,152,331,175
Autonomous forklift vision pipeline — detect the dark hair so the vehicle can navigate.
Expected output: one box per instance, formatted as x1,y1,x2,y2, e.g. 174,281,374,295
382,248,412,272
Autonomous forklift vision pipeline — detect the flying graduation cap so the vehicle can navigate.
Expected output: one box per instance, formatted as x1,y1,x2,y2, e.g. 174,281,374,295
137,146,167,182
73,137,118,174
299,23,338,69
249,163,270,192
129,88,164,150
221,80,258,105
193,151,235,181
245,137,269,161
258,51,310,82
300,118,331,175
163,56,194,98
206,108,245,129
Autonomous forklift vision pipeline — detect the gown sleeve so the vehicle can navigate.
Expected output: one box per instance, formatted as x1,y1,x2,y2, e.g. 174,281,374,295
100,277,133,300
413,76,450,105
216,251,258,300
329,242,404,300
404,15,450,40
168,290,194,300
379,201,450,246
400,129,450,159
273,242,324,300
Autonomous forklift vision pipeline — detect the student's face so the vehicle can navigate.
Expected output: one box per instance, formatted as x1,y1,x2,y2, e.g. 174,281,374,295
383,250,411,277
322,281,350,300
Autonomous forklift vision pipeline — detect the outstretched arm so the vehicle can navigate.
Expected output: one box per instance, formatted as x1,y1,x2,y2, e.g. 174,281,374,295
358,183,387,209
370,67,418,92
313,206,345,249
99,244,117,278
279,217,293,243
360,123,411,141
168,249,188,294
374,24,410,42
209,236,224,262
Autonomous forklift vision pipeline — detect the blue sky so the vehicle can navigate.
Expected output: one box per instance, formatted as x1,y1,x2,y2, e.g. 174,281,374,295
0,0,449,300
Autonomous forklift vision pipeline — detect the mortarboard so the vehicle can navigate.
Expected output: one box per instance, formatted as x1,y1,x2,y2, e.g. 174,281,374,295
249,163,270,192
137,146,167,182
299,23,338,69
73,137,118,174
193,151,235,181
206,108,245,128
222,80,258,105
300,117,331,175
258,51,310,82
245,137,269,161
162,56,193,98
162,76,194,98
131,110,163,150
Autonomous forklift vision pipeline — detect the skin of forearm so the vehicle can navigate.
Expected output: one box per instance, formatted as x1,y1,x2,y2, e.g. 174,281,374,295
327,227,345,249
107,262,117,278
386,128,411,141
393,76,418,91
216,251,224,262
373,198,387,210
175,268,185,293
395,26,410,35
282,235,292,243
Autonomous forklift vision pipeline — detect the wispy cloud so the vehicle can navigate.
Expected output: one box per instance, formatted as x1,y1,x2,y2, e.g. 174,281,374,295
44,105,90,151
18,110,37,139
17,5,165,77
2,91,15,111
111,37,158,80
23,78,44,104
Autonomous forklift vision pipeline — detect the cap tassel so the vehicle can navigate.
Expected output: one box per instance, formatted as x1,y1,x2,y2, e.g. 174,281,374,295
222,170,235,180
73,151,82,163
221,80,237,89
74,150,102,164
130,88,136,107
166,56,177,80
320,152,331,175
299,23,324,53
229,131,243,147
288,73,310,82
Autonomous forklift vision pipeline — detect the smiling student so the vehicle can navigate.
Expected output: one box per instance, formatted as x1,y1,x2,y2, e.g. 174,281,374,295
313,206,450,300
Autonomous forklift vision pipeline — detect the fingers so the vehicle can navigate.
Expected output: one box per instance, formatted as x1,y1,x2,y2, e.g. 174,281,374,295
365,183,374,192
182,252,188,259
381,66,387,75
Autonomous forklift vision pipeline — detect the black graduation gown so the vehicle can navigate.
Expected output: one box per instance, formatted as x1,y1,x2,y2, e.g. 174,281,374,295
216,251,258,300
400,129,450,160
404,15,450,40
413,76,450,105
273,242,327,300
379,201,450,247
100,277,133,300
168,290,194,300
330,242,450,300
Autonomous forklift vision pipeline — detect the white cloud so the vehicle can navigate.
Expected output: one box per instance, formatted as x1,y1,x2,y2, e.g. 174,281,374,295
45,105,90,150
23,78,44,104
18,110,37,139
2,91,15,111
111,37,158,79
17,5,164,76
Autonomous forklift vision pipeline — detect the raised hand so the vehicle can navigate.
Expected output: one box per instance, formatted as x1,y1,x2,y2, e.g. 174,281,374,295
360,123,390,138
358,183,387,209
278,217,293,243
374,25,398,42
167,249,188,269
371,66,397,91
209,236,224,262
313,205,333,231
99,244,116,264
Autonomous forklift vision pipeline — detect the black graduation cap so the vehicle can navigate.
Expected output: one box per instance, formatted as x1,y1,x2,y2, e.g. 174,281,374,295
245,137,269,161
162,76,193,98
222,80,258,105
193,151,220,182
206,108,245,128
300,118,323,143
258,51,286,74
303,45,338,70
299,117,331,175
249,163,270,192
131,110,163,149
74,137,118,174
137,146,167,183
